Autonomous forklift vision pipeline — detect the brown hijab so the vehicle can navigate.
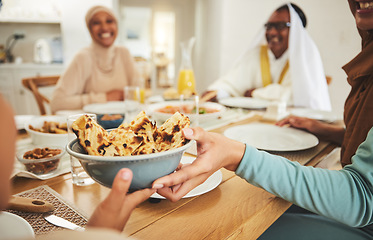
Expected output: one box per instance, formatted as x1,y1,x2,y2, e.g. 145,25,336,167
341,1,373,166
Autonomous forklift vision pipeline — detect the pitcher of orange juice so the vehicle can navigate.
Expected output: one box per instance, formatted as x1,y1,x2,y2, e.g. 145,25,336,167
177,37,196,97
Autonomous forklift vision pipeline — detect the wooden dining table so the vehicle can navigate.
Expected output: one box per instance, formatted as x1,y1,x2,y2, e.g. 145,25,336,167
11,112,340,240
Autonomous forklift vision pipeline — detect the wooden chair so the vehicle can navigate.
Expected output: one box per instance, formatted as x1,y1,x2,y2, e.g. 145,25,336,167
22,75,60,115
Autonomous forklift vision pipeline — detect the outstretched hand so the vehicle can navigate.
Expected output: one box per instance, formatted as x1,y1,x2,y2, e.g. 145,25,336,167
276,116,320,132
153,127,245,202
87,168,156,232
276,116,345,145
106,89,124,101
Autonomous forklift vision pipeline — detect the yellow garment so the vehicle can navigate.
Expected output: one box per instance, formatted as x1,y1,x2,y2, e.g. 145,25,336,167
260,45,289,87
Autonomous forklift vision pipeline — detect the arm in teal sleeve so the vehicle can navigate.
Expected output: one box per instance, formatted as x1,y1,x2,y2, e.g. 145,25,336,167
235,128,373,227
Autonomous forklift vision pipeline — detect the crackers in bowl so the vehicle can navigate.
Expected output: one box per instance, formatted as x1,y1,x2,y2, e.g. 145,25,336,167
72,111,190,156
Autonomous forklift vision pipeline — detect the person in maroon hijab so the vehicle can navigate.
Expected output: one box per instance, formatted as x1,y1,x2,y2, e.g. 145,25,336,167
277,0,373,168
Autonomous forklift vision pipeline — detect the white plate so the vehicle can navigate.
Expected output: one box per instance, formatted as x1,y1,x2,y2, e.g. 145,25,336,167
151,156,223,199
55,109,85,116
224,123,319,151
14,115,34,130
83,101,127,114
219,97,270,109
147,101,225,123
290,108,343,123
0,212,34,240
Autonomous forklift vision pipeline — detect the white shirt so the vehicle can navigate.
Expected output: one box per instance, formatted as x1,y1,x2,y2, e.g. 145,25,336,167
207,3,331,111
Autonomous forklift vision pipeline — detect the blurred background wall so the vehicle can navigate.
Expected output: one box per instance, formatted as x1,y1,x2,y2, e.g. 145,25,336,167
0,0,359,114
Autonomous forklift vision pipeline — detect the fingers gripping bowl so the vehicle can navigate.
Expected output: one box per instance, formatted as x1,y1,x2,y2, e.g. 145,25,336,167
66,111,192,191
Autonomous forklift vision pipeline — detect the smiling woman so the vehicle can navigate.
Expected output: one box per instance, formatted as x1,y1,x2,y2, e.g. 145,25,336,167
50,5,140,113
88,11,118,48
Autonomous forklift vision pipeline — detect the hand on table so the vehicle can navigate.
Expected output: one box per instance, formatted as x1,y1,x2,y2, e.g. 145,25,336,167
276,116,345,145
201,91,218,102
276,116,322,132
106,89,124,101
87,168,156,232
153,127,245,202
244,88,256,97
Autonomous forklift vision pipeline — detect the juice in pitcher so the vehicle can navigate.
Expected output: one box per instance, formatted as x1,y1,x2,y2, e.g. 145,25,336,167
177,37,196,96
177,69,196,96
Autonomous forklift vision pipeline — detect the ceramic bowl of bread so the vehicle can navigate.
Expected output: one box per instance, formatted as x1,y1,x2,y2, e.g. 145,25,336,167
66,111,193,191
25,116,68,147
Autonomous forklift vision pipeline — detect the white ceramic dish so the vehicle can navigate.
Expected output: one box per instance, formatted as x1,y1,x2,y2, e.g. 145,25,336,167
151,156,222,199
25,115,68,147
224,123,319,151
290,108,343,123
219,97,270,109
55,109,85,116
147,100,225,123
14,115,34,130
83,101,127,114
0,212,34,240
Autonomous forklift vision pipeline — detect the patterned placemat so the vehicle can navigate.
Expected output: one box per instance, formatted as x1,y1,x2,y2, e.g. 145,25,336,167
6,185,87,235
270,141,330,166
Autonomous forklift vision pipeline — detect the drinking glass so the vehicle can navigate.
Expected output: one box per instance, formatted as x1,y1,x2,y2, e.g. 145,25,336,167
192,95,200,127
67,113,96,186
179,94,199,127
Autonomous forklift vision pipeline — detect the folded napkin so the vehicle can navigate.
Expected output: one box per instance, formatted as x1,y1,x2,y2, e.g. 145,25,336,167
315,147,342,170
199,108,260,131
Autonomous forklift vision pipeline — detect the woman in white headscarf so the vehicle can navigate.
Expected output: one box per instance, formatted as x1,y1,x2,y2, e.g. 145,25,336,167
51,5,139,113
205,3,331,111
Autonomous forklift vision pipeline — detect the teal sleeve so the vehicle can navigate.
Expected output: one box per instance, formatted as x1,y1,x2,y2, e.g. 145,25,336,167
235,128,373,227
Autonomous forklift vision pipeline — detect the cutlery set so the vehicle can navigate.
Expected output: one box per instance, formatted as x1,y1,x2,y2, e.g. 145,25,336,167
8,196,85,231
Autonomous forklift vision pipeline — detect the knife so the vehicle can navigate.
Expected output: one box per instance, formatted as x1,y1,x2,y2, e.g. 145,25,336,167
8,196,54,213
44,214,85,231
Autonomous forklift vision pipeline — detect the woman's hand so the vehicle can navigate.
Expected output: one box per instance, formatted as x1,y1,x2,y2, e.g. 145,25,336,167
201,91,218,102
244,88,256,97
87,168,156,232
276,116,321,132
153,127,245,202
106,89,124,101
276,116,345,145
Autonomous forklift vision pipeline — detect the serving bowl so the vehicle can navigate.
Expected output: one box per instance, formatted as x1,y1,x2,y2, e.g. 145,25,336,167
96,114,125,129
16,146,66,177
66,139,194,191
147,100,225,123
83,102,126,129
25,115,68,147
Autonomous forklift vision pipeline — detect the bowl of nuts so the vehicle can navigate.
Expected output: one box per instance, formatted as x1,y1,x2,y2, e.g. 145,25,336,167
16,146,66,176
25,116,68,147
